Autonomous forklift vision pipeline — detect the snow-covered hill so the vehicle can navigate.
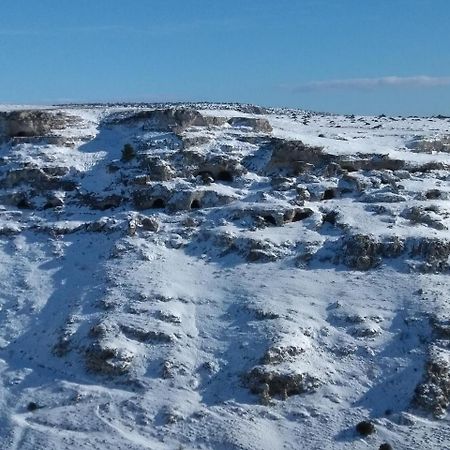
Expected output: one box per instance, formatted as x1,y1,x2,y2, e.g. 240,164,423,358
0,104,449,449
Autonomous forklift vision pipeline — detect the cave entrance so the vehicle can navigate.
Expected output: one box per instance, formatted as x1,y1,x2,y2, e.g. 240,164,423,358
17,198,31,209
322,189,335,200
292,209,313,222
216,170,233,182
152,198,165,209
263,215,277,226
190,199,201,209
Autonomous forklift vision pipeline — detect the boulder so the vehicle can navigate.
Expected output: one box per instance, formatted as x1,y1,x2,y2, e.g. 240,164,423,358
244,366,320,400
138,156,175,181
85,343,134,375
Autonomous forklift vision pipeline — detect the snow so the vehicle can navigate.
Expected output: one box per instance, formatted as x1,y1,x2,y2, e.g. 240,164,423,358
0,103,449,449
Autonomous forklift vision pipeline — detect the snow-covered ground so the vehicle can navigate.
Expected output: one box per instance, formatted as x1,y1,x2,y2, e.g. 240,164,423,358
0,104,449,449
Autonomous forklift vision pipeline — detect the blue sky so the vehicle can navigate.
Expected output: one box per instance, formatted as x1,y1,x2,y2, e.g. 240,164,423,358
1,0,449,115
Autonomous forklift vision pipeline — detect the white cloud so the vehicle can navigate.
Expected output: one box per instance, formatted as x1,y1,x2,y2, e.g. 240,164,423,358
289,76,450,92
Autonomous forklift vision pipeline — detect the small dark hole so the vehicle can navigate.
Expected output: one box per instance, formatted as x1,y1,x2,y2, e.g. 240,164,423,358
190,199,201,209
292,210,313,222
322,211,338,225
17,198,31,209
322,189,335,200
263,215,277,226
152,198,165,209
355,420,375,436
27,402,39,412
216,170,233,182
425,189,441,199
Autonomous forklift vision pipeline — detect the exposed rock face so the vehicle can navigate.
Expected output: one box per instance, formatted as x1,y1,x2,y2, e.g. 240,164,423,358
244,366,320,402
82,194,124,210
110,108,208,132
414,348,450,417
138,156,175,181
341,234,405,270
264,139,329,176
85,343,134,375
411,238,450,272
139,215,160,232
408,136,450,154
227,117,273,133
402,206,446,230
132,185,172,210
0,110,72,139
338,154,406,172
195,155,246,183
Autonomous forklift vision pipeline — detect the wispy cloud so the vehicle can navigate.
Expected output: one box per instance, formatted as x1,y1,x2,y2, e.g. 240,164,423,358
288,76,450,92
0,19,242,38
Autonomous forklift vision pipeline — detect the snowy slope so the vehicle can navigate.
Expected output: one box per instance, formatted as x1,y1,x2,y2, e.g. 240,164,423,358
0,104,449,449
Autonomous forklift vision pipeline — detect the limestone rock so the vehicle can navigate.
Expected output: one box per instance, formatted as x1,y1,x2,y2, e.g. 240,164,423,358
227,117,273,133
244,366,320,400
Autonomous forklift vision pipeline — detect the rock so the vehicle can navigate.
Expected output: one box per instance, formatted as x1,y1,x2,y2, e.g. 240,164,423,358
360,191,407,203
289,208,315,223
425,189,446,200
339,155,405,172
355,420,376,436
341,234,406,270
81,194,124,210
0,168,62,190
27,402,39,412
264,139,329,176
85,343,134,375
195,156,246,183
408,137,450,154
401,206,446,230
244,366,320,400
351,323,382,338
379,444,393,450
0,110,71,139
411,161,448,172
44,193,64,209
0,192,33,209
110,108,208,133
246,248,279,263
262,345,305,365
139,215,160,232
341,234,382,270
271,177,294,191
431,317,450,339
119,323,173,343
411,238,450,272
379,236,405,258
132,185,171,210
85,217,119,233
296,185,311,201
227,117,273,133
413,348,450,417
138,156,175,181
